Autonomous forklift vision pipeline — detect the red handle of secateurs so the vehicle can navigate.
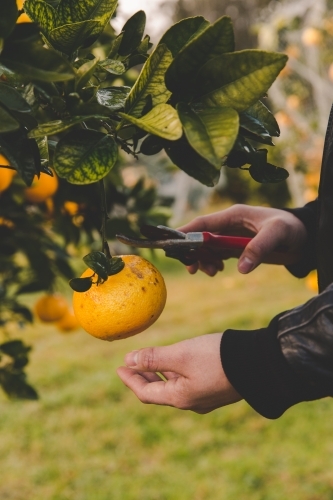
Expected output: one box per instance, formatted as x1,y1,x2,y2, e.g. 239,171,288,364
201,232,300,266
202,232,252,250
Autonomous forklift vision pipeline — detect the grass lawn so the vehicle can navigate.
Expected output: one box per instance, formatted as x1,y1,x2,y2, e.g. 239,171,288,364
0,256,332,500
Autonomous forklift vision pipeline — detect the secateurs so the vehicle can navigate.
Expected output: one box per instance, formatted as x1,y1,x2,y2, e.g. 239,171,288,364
116,225,299,266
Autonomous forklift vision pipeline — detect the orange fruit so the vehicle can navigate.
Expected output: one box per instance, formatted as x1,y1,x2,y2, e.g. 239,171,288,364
0,154,15,193
35,293,69,322
56,309,80,333
16,0,32,23
73,255,167,341
305,271,318,293
63,201,80,216
25,170,58,203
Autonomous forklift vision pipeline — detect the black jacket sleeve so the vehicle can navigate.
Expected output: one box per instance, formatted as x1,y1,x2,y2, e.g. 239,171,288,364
283,199,318,278
221,283,333,419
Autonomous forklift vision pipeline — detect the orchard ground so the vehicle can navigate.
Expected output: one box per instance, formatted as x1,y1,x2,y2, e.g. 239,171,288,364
0,248,332,500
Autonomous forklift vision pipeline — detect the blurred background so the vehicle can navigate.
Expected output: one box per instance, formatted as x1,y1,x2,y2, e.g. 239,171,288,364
2,0,333,498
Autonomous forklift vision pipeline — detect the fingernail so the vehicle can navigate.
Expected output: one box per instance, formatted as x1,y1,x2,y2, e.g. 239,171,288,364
238,257,254,274
125,350,139,367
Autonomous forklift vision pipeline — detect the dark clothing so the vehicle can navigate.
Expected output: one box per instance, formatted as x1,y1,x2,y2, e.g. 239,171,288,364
220,106,333,419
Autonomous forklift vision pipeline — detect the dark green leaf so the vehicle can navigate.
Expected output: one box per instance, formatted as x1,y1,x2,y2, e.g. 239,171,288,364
118,10,146,56
195,51,288,112
96,86,130,111
177,103,239,167
99,59,126,75
0,0,18,40
54,257,75,280
35,136,49,168
249,162,289,183
165,16,234,96
83,251,109,280
135,186,156,211
140,135,164,155
124,44,172,118
239,112,274,146
56,0,117,26
119,104,183,141
28,117,104,138
165,136,220,187
75,57,99,92
0,368,38,400
0,340,30,357
17,281,48,295
0,83,31,113
225,149,250,168
0,105,20,133
69,277,93,292
137,34,152,55
24,0,57,36
1,40,75,82
244,101,280,137
0,129,40,185
107,257,125,276
54,129,118,185
12,304,34,323
158,16,209,57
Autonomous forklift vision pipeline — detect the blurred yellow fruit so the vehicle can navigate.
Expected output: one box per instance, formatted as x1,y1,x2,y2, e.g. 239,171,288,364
56,309,80,333
25,170,58,203
0,155,16,193
285,45,301,58
73,255,167,342
16,0,32,23
305,271,318,292
301,28,323,46
63,201,80,216
35,294,69,323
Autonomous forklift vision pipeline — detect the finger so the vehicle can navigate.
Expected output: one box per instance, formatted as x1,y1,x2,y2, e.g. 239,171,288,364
138,371,164,383
237,220,288,274
186,262,199,274
124,344,187,374
117,367,177,406
178,207,244,234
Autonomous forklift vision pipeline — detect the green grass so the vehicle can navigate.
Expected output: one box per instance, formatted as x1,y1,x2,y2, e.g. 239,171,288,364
1,257,332,500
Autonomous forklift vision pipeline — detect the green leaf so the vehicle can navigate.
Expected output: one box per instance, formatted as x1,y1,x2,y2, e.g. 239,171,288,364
35,136,49,168
244,101,280,137
0,368,38,400
28,117,99,138
0,340,31,357
24,0,57,36
96,86,130,111
49,20,101,54
118,10,146,56
0,129,40,185
165,136,220,187
54,129,118,185
158,16,209,57
99,59,126,75
239,113,274,146
249,162,289,183
1,40,75,82
107,257,125,276
0,0,18,40
124,44,172,118
119,104,182,141
196,50,288,112
140,135,164,155
56,0,117,26
75,57,99,92
83,251,109,280
69,277,93,292
165,16,234,96
0,83,31,113
0,105,20,133
177,103,239,168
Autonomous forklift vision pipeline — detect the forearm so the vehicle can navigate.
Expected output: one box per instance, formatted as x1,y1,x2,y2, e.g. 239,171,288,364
221,282,333,419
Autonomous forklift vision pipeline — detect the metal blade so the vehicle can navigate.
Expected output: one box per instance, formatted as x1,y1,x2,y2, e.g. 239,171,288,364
140,224,185,240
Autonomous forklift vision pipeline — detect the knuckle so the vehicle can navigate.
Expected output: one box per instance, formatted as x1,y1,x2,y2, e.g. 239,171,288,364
194,215,208,231
141,347,159,371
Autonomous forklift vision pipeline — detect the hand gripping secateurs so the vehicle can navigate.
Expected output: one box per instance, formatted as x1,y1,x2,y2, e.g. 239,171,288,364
116,225,300,267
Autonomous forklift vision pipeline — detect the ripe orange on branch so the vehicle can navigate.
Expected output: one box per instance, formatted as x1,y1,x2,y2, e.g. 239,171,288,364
56,309,80,333
0,154,15,193
73,255,167,342
25,170,58,203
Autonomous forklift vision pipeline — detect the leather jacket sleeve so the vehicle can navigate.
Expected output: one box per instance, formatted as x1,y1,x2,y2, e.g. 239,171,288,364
221,284,333,419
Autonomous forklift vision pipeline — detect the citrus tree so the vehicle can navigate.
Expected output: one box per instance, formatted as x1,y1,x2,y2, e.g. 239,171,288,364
0,0,288,399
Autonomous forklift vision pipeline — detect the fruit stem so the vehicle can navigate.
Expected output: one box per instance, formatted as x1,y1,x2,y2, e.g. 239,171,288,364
99,179,112,259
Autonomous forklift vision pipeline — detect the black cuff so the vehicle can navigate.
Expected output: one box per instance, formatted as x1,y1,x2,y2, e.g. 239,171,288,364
220,316,321,419
283,200,318,278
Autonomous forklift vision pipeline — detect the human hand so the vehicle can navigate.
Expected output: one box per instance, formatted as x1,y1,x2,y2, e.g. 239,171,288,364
116,334,241,414
178,204,308,276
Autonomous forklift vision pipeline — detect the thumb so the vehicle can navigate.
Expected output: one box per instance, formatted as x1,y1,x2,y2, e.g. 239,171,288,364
124,345,185,374
238,223,282,274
